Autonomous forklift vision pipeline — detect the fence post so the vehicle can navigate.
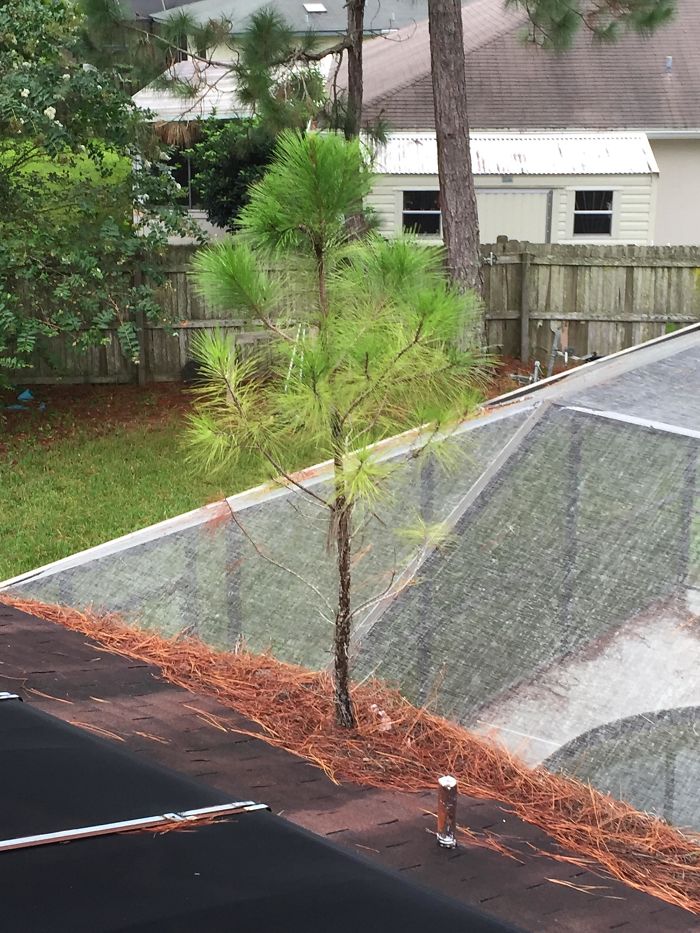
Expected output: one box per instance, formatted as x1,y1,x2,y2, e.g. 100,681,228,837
520,251,532,363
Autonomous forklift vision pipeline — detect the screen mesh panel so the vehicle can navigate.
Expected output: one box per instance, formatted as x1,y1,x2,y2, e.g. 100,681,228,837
7,331,700,828
11,413,529,668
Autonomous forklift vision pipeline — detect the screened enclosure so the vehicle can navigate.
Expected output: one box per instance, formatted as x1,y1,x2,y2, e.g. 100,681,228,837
5,325,700,831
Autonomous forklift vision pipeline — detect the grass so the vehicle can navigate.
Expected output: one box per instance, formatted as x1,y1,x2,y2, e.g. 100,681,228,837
0,359,523,582
0,385,269,581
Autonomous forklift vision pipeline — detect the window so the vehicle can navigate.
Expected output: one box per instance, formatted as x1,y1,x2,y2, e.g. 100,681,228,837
402,190,441,235
573,190,613,236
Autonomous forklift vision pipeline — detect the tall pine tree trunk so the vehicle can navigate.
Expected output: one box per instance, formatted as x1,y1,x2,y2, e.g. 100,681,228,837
344,0,365,139
428,0,485,345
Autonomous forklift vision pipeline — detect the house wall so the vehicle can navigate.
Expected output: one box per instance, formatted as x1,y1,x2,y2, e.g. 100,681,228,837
366,173,658,245
650,139,700,245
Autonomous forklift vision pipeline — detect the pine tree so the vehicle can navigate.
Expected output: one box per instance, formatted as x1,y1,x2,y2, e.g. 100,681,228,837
187,132,488,727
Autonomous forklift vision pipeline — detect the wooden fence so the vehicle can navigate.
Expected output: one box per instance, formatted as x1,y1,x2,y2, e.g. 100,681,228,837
483,238,700,362
9,239,700,384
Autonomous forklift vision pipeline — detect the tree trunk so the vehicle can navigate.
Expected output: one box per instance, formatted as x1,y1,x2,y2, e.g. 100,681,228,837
344,0,365,139
332,456,356,728
428,0,485,344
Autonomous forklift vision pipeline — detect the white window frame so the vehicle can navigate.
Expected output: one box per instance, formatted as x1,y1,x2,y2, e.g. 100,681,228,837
572,188,615,238
401,189,442,237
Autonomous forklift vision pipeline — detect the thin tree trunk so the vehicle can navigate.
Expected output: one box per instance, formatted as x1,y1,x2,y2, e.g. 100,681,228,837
428,0,485,345
332,457,356,728
344,0,365,139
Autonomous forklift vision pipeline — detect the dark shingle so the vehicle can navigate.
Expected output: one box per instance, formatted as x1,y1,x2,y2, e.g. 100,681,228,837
360,0,700,131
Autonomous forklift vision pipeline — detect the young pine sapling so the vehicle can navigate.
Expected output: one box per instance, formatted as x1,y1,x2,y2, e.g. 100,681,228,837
188,131,488,727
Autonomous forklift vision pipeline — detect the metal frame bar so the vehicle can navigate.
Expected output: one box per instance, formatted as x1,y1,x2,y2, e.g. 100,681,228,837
483,321,700,409
564,406,700,441
0,404,534,591
0,802,268,854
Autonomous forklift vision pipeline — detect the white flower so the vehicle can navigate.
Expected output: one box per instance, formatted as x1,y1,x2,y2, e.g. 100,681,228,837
62,73,70,81
43,105,56,120
20,88,29,98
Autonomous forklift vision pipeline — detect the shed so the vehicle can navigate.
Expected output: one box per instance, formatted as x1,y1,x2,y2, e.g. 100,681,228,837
368,132,660,245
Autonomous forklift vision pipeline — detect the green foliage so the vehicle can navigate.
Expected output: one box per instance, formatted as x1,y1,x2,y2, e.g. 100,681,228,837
0,0,194,377
183,11,328,230
238,131,372,257
508,0,675,47
188,131,488,497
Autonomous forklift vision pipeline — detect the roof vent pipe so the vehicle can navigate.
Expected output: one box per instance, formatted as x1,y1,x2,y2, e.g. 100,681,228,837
436,776,458,849
665,55,673,74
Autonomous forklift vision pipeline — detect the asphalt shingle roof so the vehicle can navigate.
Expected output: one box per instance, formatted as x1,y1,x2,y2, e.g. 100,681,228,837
3,603,698,932
358,0,700,131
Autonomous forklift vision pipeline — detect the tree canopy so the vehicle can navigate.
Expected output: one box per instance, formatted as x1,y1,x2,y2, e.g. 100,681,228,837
510,0,675,47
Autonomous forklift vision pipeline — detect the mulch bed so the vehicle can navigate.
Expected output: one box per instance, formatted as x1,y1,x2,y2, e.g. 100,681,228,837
0,383,192,456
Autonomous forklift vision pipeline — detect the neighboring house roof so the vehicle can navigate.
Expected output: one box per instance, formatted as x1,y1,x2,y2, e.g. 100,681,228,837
2,602,695,932
132,60,245,121
356,0,700,132
374,131,660,176
151,0,428,35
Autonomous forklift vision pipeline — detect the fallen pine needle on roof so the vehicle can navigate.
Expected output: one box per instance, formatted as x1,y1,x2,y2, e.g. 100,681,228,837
3,594,700,916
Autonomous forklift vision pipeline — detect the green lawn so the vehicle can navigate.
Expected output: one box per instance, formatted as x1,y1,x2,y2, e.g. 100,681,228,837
0,390,269,581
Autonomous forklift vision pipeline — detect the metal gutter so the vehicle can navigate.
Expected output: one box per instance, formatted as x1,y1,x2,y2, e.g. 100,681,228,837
483,321,700,410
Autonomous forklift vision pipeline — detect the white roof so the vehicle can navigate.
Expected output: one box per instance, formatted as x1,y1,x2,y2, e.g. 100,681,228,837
373,132,659,176
132,61,247,122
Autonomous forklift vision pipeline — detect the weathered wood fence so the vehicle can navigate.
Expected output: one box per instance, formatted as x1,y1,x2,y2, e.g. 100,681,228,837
484,238,700,362
10,239,700,384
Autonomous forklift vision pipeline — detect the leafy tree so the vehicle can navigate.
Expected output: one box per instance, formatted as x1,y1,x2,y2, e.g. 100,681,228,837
183,12,328,230
0,0,191,376
188,119,276,230
427,0,675,305
188,131,487,727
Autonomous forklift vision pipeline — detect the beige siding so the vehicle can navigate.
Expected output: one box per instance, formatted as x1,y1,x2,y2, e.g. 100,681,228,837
367,173,657,245
650,139,700,245
476,189,549,242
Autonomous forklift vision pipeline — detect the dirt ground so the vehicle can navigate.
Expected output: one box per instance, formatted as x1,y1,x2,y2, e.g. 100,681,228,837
0,383,193,454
